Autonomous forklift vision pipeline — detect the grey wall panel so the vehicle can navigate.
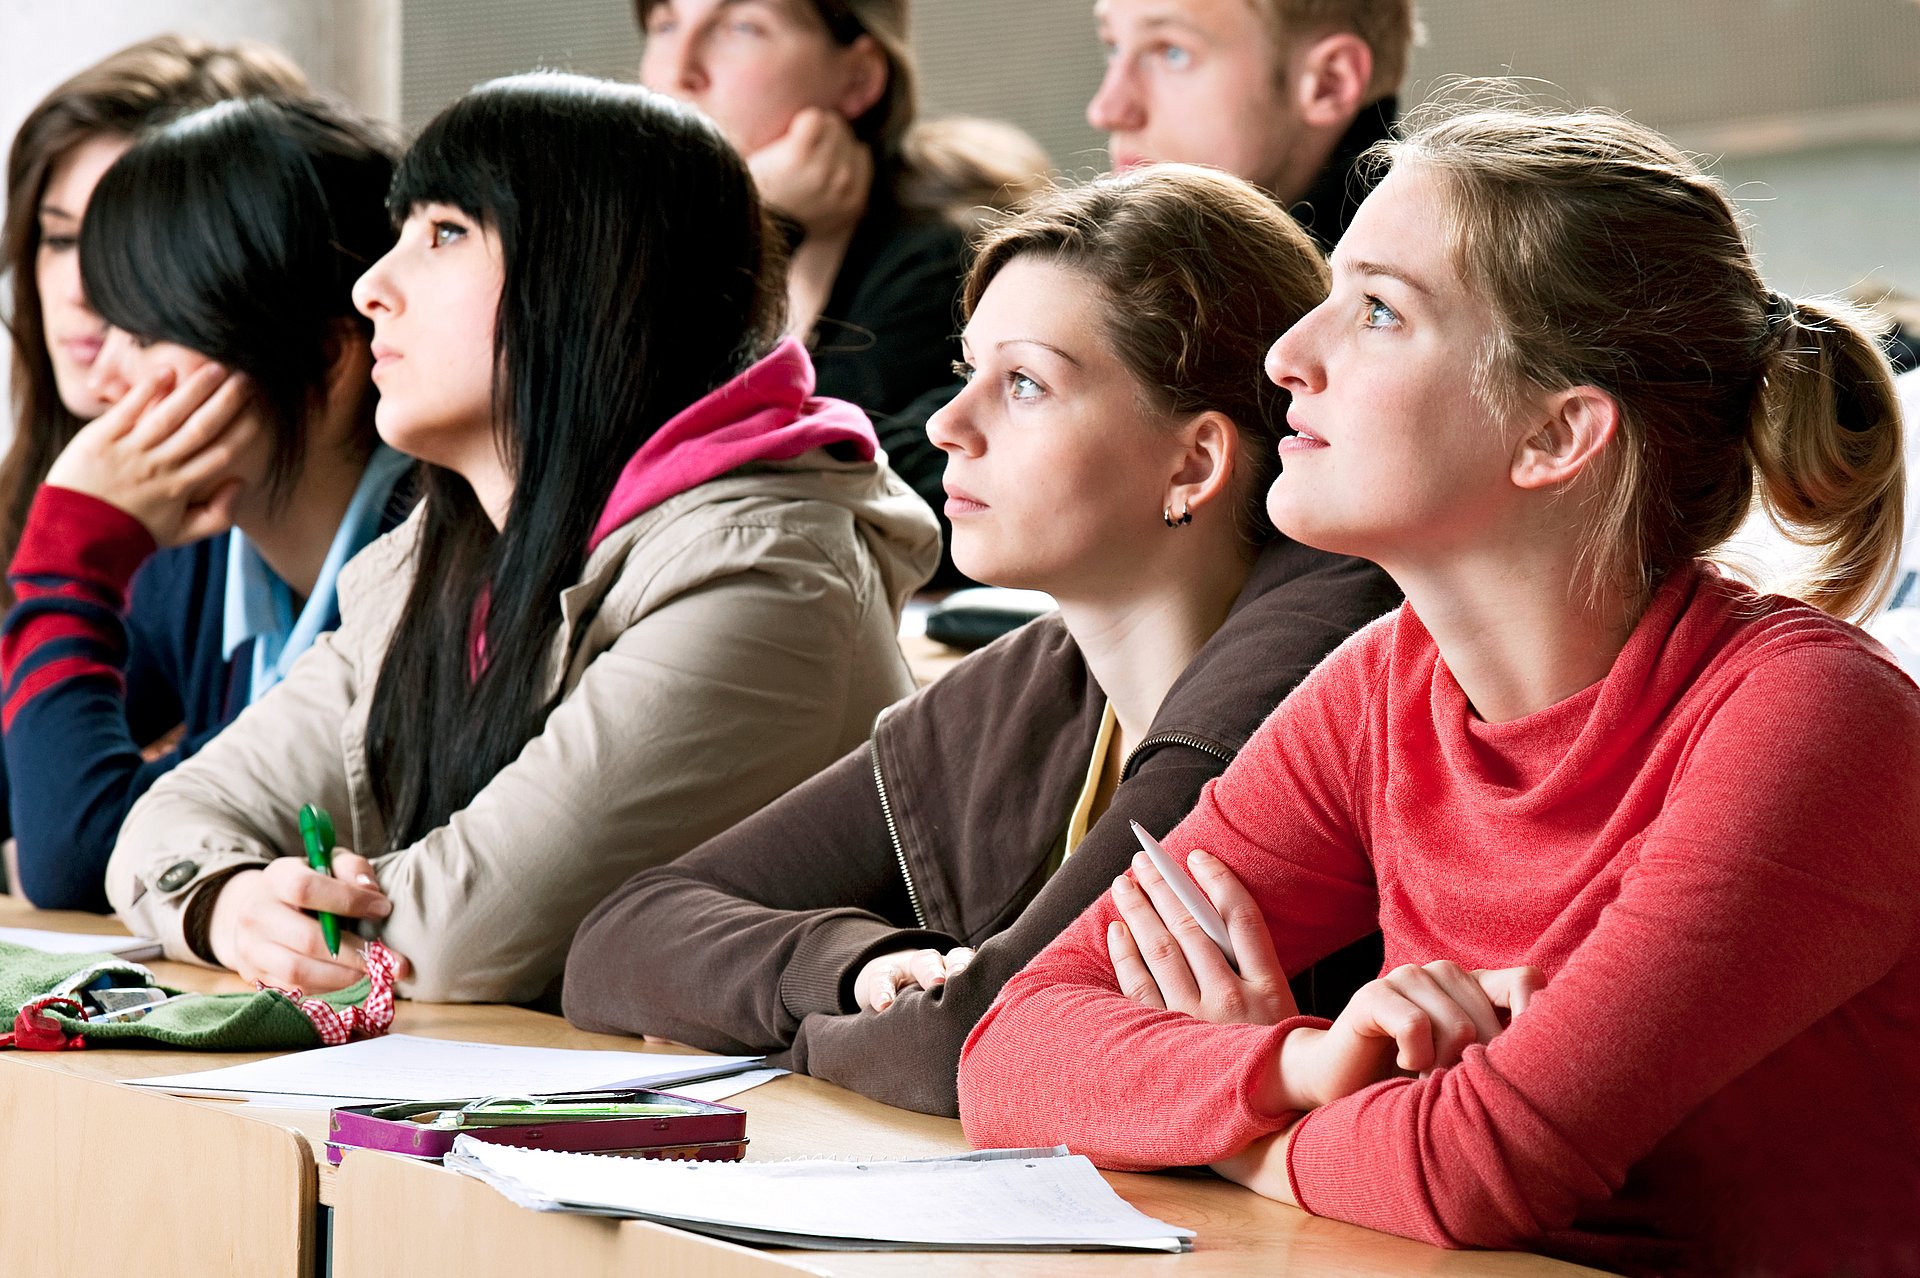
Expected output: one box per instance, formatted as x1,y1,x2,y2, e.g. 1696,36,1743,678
911,0,1108,172
1407,0,1920,142
398,0,641,131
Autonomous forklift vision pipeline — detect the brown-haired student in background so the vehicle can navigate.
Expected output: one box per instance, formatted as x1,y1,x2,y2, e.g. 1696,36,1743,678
565,165,1399,1116
0,34,308,878
1091,0,1414,247
635,0,1049,581
0,35,309,603
960,93,1919,1276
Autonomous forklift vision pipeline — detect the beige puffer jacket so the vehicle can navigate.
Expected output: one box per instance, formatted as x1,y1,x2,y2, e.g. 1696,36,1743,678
107,451,939,1002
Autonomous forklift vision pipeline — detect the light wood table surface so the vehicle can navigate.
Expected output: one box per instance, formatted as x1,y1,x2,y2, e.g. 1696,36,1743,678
900,628,967,686
0,898,1601,1277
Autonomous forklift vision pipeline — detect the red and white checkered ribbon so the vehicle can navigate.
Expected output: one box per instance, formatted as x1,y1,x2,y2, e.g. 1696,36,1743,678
262,941,398,1046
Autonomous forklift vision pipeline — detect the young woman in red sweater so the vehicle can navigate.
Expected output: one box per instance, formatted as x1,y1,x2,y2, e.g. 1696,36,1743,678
956,96,1920,1276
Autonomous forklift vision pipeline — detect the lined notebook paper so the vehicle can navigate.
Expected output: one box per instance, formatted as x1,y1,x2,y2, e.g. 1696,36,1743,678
446,1138,1194,1252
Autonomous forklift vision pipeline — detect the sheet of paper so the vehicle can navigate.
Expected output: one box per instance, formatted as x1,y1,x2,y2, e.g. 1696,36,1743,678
0,927,161,961
126,1033,762,1102
447,1140,1193,1252
655,1068,785,1103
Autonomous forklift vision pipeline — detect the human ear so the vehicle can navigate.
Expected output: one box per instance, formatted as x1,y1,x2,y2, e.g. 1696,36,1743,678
1168,411,1241,516
833,35,890,123
1289,32,1372,129
1511,386,1617,491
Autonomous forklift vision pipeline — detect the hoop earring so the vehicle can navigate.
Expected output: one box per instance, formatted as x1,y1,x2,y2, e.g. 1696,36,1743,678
1162,503,1193,528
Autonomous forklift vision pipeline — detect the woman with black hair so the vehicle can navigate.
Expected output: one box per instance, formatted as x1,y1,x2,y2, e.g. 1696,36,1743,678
107,73,940,1004
2,95,413,912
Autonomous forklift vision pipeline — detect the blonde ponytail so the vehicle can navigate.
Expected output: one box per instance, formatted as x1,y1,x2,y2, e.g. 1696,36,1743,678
1747,295,1904,621
1385,90,1907,623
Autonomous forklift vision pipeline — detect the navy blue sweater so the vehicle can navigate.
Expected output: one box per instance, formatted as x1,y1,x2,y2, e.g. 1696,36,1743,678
2,484,406,911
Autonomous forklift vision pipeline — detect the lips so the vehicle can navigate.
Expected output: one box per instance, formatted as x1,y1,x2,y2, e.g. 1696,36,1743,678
370,342,402,376
943,483,988,518
1278,425,1327,454
57,334,103,366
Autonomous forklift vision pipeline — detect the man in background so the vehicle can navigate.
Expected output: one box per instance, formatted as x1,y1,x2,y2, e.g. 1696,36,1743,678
1089,0,1414,246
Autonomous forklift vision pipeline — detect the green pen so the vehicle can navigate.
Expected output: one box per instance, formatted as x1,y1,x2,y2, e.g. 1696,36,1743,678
299,803,340,956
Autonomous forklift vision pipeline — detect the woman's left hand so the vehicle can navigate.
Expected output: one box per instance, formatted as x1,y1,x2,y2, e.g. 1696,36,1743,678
748,108,872,238
1107,846,1299,1026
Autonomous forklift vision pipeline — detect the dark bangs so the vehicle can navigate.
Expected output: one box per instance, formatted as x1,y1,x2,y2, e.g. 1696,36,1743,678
79,96,396,500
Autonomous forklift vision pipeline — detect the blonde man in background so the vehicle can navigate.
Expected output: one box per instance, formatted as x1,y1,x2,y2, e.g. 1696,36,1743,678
1089,0,1414,246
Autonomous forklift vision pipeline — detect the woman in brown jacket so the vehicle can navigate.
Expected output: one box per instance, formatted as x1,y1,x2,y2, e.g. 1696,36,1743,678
564,166,1401,1115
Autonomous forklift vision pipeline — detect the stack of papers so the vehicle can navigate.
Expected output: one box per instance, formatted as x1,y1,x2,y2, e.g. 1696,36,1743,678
447,1139,1194,1252
0,927,162,961
126,1034,767,1106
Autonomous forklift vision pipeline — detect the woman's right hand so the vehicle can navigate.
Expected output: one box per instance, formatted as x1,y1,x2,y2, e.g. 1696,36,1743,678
45,361,258,548
207,851,413,994
1274,962,1544,1112
853,945,976,1012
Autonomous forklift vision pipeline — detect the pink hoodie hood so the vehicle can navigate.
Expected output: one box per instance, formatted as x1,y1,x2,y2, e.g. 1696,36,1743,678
588,337,878,552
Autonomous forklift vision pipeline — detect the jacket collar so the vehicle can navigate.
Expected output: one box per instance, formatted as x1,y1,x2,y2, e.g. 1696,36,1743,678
1287,96,1399,250
871,538,1401,936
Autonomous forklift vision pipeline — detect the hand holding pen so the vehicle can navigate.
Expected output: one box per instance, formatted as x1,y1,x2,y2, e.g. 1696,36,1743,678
203,808,413,993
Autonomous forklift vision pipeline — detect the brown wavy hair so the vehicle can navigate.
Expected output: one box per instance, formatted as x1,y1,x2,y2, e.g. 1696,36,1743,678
0,35,307,604
1379,91,1903,621
965,165,1330,546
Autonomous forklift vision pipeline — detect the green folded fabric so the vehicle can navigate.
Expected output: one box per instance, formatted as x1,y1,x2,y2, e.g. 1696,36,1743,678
1,941,371,1051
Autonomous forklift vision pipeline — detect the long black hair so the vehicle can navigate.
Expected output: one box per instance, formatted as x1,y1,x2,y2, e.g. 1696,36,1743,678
80,95,396,500
364,72,783,851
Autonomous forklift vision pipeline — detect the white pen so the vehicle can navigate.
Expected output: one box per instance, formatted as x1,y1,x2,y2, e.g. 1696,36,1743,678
1127,820,1239,973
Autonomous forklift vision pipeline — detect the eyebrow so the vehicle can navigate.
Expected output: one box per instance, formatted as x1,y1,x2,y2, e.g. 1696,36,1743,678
38,202,77,221
997,338,1082,367
1337,257,1433,297
1094,3,1211,37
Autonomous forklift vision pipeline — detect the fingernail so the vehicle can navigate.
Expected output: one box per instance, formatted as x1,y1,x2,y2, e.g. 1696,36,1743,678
1132,851,1150,872
356,874,376,887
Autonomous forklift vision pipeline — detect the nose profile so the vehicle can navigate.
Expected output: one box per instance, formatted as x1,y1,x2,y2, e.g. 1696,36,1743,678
352,254,395,321
1087,58,1146,134
1266,313,1325,396
87,327,134,402
925,381,984,458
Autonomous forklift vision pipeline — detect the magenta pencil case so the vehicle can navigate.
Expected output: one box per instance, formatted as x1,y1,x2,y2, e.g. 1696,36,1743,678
325,1088,748,1165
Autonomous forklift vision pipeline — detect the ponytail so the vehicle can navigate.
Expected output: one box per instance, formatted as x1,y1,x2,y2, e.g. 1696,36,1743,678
1747,295,1904,621
1384,91,1908,623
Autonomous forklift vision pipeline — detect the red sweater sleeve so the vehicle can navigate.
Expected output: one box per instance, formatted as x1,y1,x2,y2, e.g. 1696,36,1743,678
1286,642,1920,1249
957,626,1387,1167
2,485,156,719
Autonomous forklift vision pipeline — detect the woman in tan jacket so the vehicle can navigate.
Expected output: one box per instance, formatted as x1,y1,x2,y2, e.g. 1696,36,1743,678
106,72,939,1003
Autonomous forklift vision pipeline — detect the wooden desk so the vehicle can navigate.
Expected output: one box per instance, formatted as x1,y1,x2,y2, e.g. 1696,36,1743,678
900,629,966,686
1,900,1599,1278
